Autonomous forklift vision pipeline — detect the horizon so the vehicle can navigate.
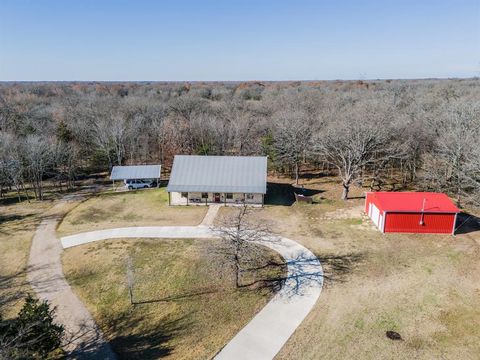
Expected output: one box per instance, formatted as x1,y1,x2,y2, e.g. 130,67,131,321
1,0,479,81
1,77,479,84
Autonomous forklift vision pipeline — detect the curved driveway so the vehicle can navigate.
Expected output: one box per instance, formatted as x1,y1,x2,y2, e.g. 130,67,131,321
28,216,116,360
61,225,323,360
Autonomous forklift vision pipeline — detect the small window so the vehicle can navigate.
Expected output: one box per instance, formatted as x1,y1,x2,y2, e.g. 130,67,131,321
246,193,254,200
226,193,233,199
202,192,208,199
181,192,188,198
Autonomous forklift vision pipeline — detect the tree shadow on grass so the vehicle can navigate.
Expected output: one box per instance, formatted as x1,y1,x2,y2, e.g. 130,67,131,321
69,311,189,360
319,252,366,286
0,195,31,206
108,315,188,360
133,288,220,305
0,213,38,235
0,268,31,311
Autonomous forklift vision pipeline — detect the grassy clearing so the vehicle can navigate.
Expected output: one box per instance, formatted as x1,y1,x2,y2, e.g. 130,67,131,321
0,195,87,318
62,237,286,359
57,188,207,236
217,176,480,360
0,198,53,317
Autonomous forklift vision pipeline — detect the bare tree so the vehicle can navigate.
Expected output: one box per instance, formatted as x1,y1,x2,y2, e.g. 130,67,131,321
314,103,402,199
423,102,480,206
1,80,480,209
20,135,53,200
126,256,135,305
214,206,278,288
273,110,313,185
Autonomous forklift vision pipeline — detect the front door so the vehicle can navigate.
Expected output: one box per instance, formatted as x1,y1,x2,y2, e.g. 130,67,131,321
214,193,221,203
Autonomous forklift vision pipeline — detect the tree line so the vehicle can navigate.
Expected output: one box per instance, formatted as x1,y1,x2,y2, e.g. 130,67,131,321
0,79,479,206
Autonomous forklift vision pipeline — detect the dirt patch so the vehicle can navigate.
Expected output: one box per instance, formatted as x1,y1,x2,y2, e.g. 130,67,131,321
321,205,364,220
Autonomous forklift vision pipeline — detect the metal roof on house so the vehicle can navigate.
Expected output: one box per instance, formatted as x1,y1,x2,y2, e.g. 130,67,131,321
110,165,161,180
167,155,267,194
368,192,460,213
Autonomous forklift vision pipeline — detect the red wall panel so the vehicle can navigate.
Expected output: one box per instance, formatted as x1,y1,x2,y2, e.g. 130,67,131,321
384,213,455,234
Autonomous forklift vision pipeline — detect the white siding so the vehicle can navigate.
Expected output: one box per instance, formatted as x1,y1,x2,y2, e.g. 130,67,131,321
371,204,381,228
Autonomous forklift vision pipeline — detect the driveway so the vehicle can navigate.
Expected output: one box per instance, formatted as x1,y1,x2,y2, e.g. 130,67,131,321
27,205,116,360
61,225,323,360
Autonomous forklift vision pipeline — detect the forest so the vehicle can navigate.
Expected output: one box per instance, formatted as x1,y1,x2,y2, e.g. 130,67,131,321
0,79,479,206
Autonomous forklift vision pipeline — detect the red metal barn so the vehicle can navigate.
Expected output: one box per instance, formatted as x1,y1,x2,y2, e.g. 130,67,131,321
365,192,459,234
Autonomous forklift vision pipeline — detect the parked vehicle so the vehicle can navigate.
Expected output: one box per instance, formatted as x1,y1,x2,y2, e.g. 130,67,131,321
124,179,157,190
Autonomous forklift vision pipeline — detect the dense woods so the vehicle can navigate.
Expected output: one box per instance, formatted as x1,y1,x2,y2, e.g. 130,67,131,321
0,79,479,205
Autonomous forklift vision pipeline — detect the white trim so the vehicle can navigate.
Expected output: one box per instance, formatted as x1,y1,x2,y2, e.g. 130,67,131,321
452,212,458,235
381,211,387,233
371,204,381,228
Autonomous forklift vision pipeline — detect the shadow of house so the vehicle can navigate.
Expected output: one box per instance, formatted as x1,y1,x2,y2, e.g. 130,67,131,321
265,183,296,206
455,212,480,235
292,186,323,198
265,182,324,206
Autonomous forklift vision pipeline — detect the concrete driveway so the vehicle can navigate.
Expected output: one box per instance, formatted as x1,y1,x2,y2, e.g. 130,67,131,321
61,225,323,360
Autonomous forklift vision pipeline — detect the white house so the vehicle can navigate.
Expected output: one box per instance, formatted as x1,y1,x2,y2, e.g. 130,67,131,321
167,155,267,206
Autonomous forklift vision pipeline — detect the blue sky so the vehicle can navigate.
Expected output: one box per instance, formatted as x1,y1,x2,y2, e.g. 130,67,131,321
0,0,479,81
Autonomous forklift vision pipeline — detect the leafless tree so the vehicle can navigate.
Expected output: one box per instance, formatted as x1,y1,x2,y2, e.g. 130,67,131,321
20,135,53,200
273,110,313,185
126,256,135,305
1,79,480,207
422,102,480,206
213,206,279,288
314,102,404,199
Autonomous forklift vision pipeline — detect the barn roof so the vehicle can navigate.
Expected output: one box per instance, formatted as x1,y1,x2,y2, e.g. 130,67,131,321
369,192,460,213
110,165,161,180
167,155,267,194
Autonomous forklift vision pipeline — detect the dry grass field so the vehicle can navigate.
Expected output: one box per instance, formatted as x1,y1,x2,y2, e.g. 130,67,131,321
217,176,480,360
57,188,207,236
62,237,285,359
2,175,479,359
0,199,52,317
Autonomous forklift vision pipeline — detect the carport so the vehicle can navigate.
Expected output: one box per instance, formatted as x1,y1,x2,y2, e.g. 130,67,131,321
110,165,161,188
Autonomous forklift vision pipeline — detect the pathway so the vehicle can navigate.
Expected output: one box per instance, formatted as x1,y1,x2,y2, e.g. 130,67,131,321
201,204,222,226
27,205,116,360
61,226,323,360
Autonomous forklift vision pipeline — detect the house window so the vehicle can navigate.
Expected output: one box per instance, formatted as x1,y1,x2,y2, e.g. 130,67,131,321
246,193,254,200
202,192,208,199
226,193,233,199
181,192,188,198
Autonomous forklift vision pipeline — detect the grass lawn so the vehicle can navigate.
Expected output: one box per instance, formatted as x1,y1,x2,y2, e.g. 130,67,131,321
62,237,286,359
217,176,480,360
57,188,208,236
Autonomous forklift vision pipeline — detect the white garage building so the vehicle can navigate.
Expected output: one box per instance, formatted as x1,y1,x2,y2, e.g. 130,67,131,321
167,155,267,206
